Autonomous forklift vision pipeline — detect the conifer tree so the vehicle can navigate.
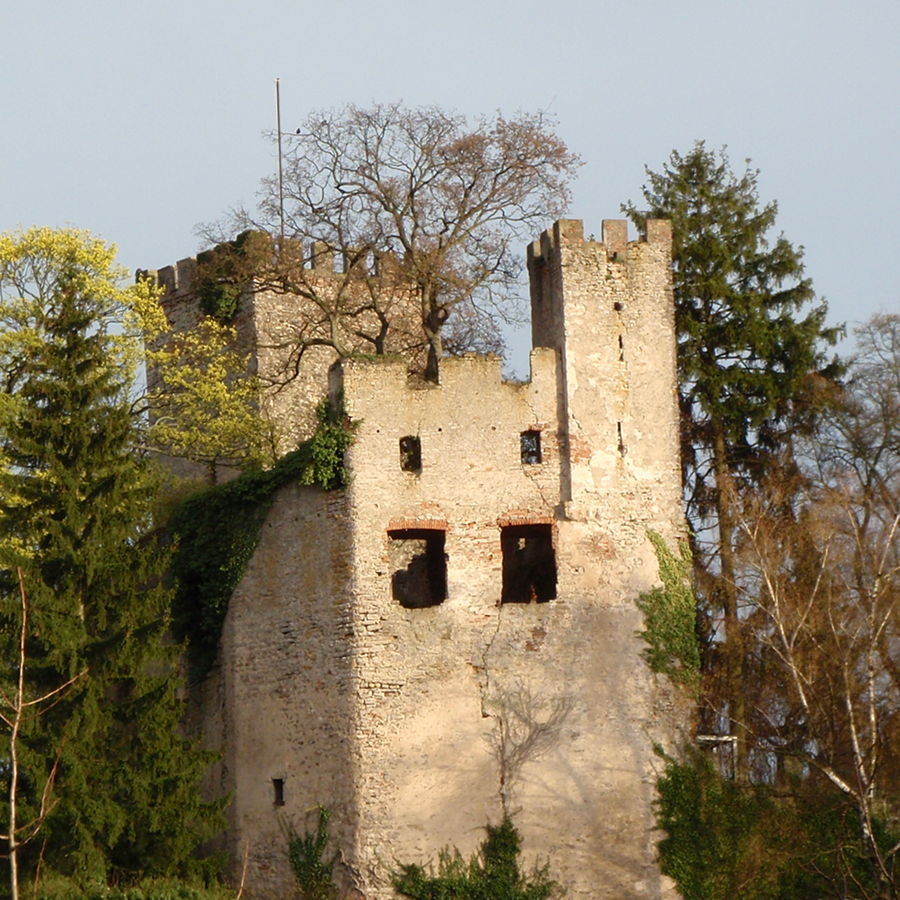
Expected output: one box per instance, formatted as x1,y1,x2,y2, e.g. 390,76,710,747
624,144,842,777
0,229,219,887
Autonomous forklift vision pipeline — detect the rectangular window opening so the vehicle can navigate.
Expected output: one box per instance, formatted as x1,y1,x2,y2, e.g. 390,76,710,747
501,524,557,604
618,334,625,362
520,430,542,465
272,778,285,806
388,529,447,608
399,435,422,472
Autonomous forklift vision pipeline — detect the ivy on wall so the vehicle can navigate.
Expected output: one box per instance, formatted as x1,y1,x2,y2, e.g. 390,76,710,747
195,230,272,322
169,399,354,678
636,531,700,686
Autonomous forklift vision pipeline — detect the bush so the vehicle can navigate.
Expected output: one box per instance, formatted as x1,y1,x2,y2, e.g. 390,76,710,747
392,817,560,899
32,877,234,900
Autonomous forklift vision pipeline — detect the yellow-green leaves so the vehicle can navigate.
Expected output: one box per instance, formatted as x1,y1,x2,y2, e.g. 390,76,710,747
139,305,274,473
1,227,271,478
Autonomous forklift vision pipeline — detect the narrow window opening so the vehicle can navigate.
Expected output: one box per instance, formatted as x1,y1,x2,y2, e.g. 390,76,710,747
617,421,626,456
388,529,447,608
618,334,625,362
399,435,422,472
272,778,285,806
501,524,557,604
520,430,542,465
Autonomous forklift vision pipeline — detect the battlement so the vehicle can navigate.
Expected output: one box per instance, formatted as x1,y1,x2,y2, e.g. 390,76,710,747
526,217,670,266
335,346,556,401
138,241,401,297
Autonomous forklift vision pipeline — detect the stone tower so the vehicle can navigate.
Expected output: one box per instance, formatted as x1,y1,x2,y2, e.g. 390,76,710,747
157,218,684,899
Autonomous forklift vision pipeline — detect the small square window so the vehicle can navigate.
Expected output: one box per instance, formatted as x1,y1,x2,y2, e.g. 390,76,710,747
399,436,422,472
520,430,542,465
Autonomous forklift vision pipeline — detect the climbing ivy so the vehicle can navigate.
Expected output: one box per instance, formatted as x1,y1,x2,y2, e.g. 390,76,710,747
636,531,700,686
286,806,340,900
169,398,355,678
195,230,272,322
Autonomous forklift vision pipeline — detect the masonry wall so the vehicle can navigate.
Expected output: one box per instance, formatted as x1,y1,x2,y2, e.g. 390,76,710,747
197,485,361,897
331,237,683,895
145,249,425,468
184,218,684,899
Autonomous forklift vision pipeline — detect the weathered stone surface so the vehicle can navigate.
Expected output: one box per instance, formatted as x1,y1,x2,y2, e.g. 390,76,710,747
165,219,686,898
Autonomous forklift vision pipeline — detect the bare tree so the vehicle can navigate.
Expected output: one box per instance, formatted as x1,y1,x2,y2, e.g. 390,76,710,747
219,104,579,381
0,570,84,900
731,316,900,897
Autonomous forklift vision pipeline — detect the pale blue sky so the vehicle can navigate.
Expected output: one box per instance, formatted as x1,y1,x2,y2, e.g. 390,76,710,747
2,0,897,368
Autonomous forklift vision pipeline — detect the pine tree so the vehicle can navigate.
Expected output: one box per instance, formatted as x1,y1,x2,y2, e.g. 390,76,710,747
0,229,219,888
623,144,842,777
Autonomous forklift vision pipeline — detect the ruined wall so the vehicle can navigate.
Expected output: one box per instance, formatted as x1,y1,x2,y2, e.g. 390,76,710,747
186,218,684,899
327,215,684,897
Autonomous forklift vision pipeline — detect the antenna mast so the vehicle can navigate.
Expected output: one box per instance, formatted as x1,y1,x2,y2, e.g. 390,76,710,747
275,77,285,246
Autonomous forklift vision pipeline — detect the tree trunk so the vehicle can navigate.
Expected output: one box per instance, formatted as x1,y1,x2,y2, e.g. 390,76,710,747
712,421,747,781
422,294,446,383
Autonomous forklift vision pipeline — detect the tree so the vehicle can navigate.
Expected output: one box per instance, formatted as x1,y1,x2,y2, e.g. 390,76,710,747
223,103,580,380
0,228,219,888
0,569,84,900
732,315,900,897
135,284,275,480
657,315,900,899
623,143,842,776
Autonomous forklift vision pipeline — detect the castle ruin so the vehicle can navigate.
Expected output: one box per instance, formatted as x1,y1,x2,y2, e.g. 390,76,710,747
150,218,685,898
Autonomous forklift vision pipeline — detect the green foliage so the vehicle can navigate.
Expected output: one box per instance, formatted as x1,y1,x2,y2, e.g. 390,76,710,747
624,143,843,778
170,398,355,677
392,817,560,900
655,749,900,900
195,230,271,322
286,806,339,900
624,143,841,492
636,532,700,685
0,228,221,888
32,876,234,900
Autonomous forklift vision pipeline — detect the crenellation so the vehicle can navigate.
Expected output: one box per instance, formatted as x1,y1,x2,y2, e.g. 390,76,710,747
644,217,673,244
601,218,628,258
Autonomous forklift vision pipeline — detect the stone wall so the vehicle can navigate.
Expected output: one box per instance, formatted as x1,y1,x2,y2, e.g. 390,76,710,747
143,246,426,464
182,219,685,898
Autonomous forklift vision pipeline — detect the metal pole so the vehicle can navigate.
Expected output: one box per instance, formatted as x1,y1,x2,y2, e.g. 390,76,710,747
275,77,285,246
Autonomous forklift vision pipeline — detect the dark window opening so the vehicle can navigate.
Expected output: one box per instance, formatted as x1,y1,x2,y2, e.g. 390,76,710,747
618,334,625,361
399,435,422,472
501,524,556,604
272,778,285,806
388,529,447,608
520,430,542,465
617,422,626,456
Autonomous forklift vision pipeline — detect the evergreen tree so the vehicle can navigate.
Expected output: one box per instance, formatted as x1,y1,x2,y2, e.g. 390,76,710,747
623,144,842,777
0,229,219,888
